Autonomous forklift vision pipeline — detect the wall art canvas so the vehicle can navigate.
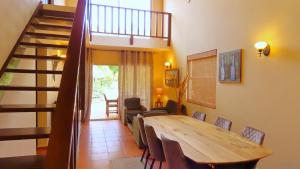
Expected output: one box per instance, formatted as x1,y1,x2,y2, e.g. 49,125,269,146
219,49,242,83
165,69,179,88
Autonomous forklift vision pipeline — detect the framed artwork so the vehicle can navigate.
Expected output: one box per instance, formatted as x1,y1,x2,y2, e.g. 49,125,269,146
219,49,242,83
165,69,179,88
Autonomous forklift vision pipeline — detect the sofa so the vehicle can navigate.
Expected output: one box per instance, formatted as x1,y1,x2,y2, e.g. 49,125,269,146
148,100,178,115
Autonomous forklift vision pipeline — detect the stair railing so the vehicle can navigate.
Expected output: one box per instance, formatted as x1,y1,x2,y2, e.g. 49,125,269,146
41,0,52,4
44,0,87,168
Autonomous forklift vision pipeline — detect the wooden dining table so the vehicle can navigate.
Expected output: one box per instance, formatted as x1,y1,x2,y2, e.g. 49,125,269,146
144,115,272,167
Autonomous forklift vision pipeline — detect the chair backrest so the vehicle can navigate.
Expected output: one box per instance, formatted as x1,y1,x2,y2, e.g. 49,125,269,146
124,98,141,110
144,125,165,161
241,126,265,145
192,112,206,121
103,94,108,101
214,117,232,131
137,114,147,146
165,100,177,114
161,135,190,169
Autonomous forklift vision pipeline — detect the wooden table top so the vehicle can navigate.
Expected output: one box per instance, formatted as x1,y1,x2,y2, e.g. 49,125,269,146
144,115,272,164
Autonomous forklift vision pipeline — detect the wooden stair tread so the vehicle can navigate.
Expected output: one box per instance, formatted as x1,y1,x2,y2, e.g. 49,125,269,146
40,9,75,18
6,69,63,74
31,22,72,30
0,104,56,112
0,86,59,91
0,155,44,169
25,32,70,40
0,127,50,141
13,54,65,60
19,42,68,49
36,15,74,21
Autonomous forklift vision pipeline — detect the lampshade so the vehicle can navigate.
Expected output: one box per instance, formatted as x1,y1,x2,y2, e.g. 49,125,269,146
155,88,163,95
254,41,268,50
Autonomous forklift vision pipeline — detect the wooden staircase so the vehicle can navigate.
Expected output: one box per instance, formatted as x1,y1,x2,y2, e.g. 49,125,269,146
0,2,75,169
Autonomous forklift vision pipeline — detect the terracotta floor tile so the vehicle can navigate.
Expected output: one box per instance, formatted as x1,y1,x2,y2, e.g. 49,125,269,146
108,151,126,159
77,120,143,169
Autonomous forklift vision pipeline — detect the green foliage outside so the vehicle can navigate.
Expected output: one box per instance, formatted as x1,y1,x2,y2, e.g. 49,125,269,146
92,65,119,101
0,58,21,100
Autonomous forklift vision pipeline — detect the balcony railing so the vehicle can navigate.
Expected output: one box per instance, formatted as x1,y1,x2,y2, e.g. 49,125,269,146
41,0,51,4
89,4,172,45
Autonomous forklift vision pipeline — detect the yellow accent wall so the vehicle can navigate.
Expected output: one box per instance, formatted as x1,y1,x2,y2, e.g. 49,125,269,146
90,49,176,108
164,0,300,169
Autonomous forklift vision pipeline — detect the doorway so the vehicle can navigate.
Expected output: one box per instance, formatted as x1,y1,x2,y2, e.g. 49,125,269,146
91,65,119,120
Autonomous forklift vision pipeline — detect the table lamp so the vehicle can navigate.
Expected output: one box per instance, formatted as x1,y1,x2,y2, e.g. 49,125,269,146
155,87,163,102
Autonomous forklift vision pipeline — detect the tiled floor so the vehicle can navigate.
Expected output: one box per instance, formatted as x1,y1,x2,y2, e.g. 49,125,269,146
90,101,119,120
77,120,143,169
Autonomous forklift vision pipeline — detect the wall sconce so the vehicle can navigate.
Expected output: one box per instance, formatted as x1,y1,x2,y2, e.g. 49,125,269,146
254,41,270,56
164,61,172,69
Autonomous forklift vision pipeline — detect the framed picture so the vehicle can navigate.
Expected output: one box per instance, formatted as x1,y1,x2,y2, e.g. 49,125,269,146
165,69,179,88
219,49,242,83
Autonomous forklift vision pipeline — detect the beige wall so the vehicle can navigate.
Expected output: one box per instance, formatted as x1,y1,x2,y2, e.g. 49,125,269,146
53,0,65,6
0,0,40,157
164,0,300,169
0,0,40,68
65,0,77,7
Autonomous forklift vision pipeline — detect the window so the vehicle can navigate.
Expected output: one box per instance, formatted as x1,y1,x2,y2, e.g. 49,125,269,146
187,50,217,109
90,0,152,36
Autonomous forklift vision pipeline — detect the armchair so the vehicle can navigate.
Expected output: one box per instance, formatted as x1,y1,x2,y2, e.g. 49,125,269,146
124,98,147,125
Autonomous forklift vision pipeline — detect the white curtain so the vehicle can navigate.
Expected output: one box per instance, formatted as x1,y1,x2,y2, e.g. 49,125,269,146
119,51,153,124
85,49,94,122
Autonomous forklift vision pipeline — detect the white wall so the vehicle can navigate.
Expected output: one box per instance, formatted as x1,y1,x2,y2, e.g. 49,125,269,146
89,35,170,51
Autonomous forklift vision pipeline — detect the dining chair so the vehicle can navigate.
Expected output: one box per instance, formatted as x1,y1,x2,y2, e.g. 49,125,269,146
241,126,265,145
192,111,206,121
214,117,232,131
144,125,165,169
137,114,149,169
161,135,211,169
103,94,118,117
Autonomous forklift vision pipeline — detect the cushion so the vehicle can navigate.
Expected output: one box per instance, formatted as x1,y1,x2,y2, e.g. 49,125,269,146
144,110,168,117
165,100,178,114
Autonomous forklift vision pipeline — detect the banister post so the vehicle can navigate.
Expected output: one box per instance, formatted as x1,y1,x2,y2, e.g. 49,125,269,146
167,13,172,46
79,26,86,117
